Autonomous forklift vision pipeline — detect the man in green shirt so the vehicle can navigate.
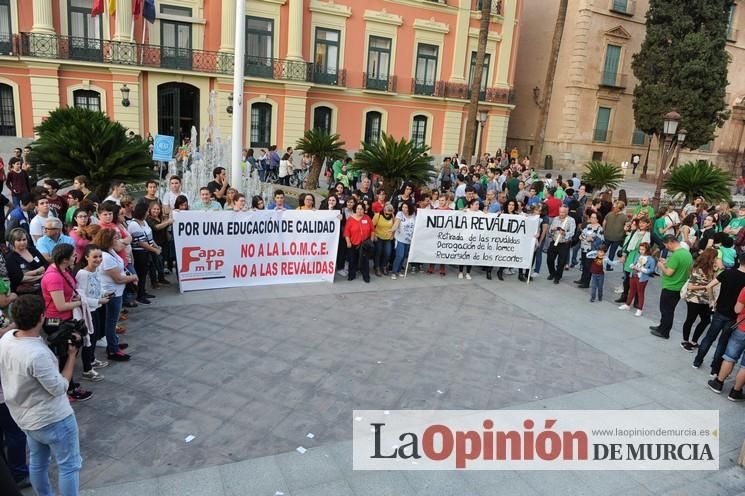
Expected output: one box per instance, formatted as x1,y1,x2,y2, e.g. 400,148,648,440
650,235,693,339
632,197,656,220
506,172,520,201
725,205,745,236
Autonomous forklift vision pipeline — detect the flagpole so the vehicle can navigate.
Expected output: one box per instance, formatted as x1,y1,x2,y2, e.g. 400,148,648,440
230,0,246,189
140,20,146,65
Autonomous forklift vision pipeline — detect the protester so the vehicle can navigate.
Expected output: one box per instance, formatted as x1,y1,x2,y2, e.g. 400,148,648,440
576,212,604,288
650,235,693,339
103,180,126,205
390,203,416,280
588,245,607,302
75,244,110,382
0,295,82,496
343,202,373,283
6,228,47,295
92,228,136,362
546,206,576,284
28,196,54,244
707,284,745,400
73,175,100,204
193,187,222,212
207,167,230,206
372,204,395,277
128,202,161,305
36,218,74,264
5,193,35,239
616,218,651,305
680,248,717,351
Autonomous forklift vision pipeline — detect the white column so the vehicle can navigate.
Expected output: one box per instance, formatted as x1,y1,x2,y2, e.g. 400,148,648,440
450,0,470,82
32,0,55,34
286,0,304,61
114,0,134,41
220,0,237,52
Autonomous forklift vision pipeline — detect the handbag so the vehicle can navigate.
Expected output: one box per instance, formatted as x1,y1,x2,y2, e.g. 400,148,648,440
680,279,689,299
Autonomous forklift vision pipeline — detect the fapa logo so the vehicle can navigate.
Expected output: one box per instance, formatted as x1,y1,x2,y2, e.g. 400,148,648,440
180,246,225,274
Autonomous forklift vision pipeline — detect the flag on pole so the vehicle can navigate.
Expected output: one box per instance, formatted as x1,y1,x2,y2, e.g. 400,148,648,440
133,0,143,18
143,0,156,23
91,0,104,16
108,0,116,15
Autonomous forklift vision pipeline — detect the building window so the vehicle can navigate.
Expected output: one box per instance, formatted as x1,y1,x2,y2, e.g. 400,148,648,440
69,0,103,61
593,107,612,142
250,103,272,148
73,89,101,112
0,83,15,136
414,44,438,96
610,0,631,14
0,0,12,55
366,36,391,90
727,5,737,41
411,115,427,148
601,44,622,87
313,106,332,134
313,28,340,85
468,51,491,99
632,127,646,146
160,5,192,70
364,111,382,144
245,16,273,78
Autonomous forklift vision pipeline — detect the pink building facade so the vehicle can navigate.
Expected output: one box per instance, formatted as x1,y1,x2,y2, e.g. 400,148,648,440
0,0,520,158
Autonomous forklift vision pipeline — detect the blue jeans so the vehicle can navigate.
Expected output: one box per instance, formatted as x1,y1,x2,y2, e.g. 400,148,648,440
0,403,28,482
534,244,544,273
24,414,81,496
590,274,604,300
722,328,745,366
693,312,734,372
374,239,393,270
392,241,410,274
570,243,580,266
123,263,136,305
103,295,123,354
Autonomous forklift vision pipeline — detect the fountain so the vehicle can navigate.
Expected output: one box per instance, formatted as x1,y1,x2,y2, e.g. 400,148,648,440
162,89,265,204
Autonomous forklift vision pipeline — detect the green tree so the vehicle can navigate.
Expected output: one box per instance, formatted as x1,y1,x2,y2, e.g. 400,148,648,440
295,128,347,190
581,161,625,193
631,0,732,149
28,107,154,198
352,133,435,197
664,160,732,204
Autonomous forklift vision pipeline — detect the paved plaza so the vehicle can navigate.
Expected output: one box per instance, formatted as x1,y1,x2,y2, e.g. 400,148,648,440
40,262,745,496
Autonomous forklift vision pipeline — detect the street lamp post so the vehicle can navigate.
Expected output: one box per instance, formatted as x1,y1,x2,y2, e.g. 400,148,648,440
476,110,489,164
652,111,684,209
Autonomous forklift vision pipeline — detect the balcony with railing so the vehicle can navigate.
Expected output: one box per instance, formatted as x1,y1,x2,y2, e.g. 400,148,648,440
243,55,311,82
599,71,627,89
474,0,503,15
0,33,12,55
310,66,346,86
609,0,635,16
363,73,397,92
593,129,613,143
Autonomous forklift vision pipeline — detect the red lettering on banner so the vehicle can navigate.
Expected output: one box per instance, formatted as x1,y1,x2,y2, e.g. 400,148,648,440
422,425,454,461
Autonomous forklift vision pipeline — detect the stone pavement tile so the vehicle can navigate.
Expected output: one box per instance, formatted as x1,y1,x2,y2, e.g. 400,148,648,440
517,470,596,496
346,471,417,496
294,479,355,496
79,448,117,487
709,466,745,493
219,455,290,496
539,388,626,410
402,471,476,496
628,470,697,494
275,447,344,491
271,409,330,447
77,416,151,459
158,467,225,496
576,471,645,495
195,388,253,422
660,478,731,496
459,471,539,496
190,359,252,389
80,479,159,496
591,381,659,409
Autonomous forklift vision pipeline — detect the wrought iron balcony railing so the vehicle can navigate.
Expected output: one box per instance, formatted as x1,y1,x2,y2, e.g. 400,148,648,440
593,129,613,143
599,71,627,89
363,73,397,92
310,66,346,86
0,33,13,55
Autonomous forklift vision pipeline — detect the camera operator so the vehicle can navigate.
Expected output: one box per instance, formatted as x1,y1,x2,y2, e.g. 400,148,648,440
40,244,92,402
0,295,82,496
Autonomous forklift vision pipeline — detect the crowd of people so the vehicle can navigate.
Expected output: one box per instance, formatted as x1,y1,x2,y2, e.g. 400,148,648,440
0,144,745,494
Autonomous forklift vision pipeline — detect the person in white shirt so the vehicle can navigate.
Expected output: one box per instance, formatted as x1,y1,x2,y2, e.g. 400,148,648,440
103,180,126,205
0,295,81,496
161,176,186,214
28,197,56,244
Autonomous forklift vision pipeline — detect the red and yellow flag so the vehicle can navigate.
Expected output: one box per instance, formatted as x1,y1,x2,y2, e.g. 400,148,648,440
108,0,116,15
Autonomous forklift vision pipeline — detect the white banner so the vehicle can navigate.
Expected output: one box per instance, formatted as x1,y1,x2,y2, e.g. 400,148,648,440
408,211,539,269
172,210,340,292
353,410,719,470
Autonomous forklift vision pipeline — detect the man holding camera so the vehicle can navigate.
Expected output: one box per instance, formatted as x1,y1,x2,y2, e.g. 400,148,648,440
0,295,82,496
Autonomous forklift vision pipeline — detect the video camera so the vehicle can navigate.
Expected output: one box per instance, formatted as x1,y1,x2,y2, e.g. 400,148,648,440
46,319,86,350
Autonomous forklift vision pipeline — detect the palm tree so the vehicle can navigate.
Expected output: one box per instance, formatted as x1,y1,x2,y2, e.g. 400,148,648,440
462,0,492,163
352,133,435,197
295,129,347,190
28,107,154,198
531,0,569,166
664,160,732,204
581,161,625,193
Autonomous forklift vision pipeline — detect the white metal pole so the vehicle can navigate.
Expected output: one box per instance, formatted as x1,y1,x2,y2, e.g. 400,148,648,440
230,0,246,189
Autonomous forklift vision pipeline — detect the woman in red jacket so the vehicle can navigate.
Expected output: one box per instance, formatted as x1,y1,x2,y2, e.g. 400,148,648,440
343,202,374,283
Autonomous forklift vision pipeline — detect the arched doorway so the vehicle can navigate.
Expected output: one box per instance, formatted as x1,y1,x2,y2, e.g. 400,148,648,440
157,83,199,146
